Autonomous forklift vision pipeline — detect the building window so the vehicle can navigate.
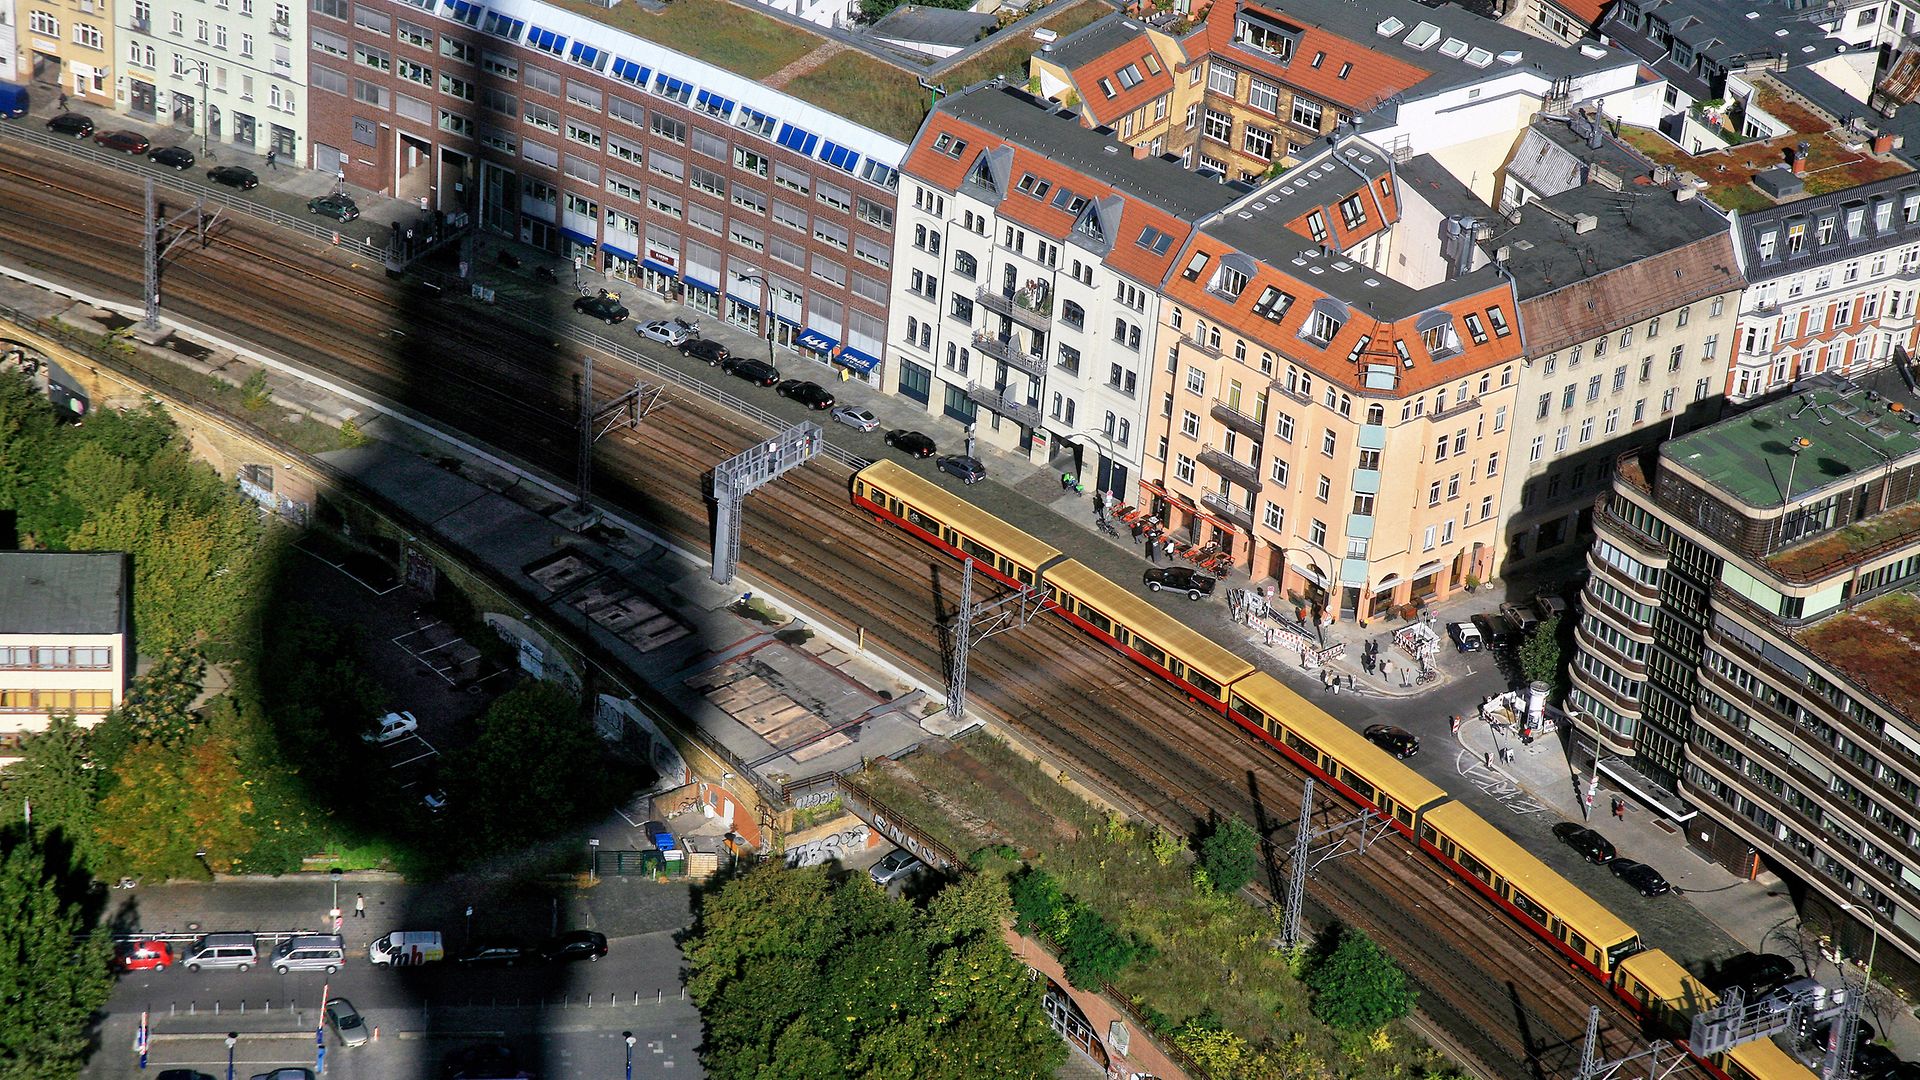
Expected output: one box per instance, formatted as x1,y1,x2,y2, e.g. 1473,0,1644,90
1175,454,1196,483
1202,109,1233,143
1290,97,1323,130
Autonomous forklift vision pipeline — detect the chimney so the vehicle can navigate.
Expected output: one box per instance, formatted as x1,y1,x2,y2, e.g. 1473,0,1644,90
1874,131,1896,155
1793,140,1811,176
1574,213,1599,234
1675,185,1696,202
1132,143,1151,159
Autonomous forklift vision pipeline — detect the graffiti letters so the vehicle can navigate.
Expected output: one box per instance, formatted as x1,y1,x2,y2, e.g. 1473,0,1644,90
784,825,870,868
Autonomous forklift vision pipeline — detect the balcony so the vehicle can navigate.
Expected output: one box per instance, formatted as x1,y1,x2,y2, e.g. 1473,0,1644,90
965,382,1043,429
972,330,1044,378
1210,400,1265,440
1197,445,1262,491
269,19,290,38
976,285,1051,331
1199,490,1255,531
130,14,151,31
1185,332,1223,360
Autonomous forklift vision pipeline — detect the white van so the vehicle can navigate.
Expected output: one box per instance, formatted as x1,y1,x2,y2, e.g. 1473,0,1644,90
184,932,258,972
368,930,445,967
272,934,346,974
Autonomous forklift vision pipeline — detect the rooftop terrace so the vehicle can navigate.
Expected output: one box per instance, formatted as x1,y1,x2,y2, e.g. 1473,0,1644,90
1795,588,1920,724
1665,367,1920,510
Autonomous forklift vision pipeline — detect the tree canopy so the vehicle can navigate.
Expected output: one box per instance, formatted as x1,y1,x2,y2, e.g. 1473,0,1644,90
1518,614,1566,690
0,829,113,1080
687,865,1064,1080
1305,925,1416,1032
444,680,612,852
1198,816,1261,894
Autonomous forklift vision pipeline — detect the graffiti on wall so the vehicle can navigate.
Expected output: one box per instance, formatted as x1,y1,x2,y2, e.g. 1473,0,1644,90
784,825,870,868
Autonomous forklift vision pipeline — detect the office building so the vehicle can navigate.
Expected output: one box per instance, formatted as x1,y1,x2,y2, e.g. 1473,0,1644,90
0,551,131,759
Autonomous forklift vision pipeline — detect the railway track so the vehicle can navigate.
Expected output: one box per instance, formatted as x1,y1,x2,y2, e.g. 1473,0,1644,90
0,144,1692,1079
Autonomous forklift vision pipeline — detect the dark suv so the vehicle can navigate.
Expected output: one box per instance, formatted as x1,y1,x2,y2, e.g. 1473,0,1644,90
1142,566,1216,600
722,357,779,386
539,930,608,963
46,113,94,137
682,338,729,365
1551,822,1616,863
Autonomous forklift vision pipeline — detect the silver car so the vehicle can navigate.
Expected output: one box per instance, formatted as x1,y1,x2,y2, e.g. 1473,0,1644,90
869,847,924,887
831,405,879,431
325,997,369,1048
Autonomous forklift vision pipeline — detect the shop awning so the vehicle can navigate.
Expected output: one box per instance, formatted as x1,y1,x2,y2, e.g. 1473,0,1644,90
837,345,881,374
1413,560,1445,580
561,227,597,248
602,239,636,260
683,277,719,295
1373,573,1402,591
798,328,839,353
1289,558,1329,588
641,258,677,277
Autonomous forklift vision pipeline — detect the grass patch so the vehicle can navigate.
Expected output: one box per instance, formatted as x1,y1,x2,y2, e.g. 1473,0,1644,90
939,2,1106,92
785,52,930,143
859,732,1457,1076
1797,590,1920,720
547,0,816,79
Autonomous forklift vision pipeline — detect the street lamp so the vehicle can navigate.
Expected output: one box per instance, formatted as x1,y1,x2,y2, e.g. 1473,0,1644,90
194,849,213,878
1838,902,1883,986
739,273,777,368
624,1031,636,1080
197,62,210,155
225,1032,237,1080
587,838,600,884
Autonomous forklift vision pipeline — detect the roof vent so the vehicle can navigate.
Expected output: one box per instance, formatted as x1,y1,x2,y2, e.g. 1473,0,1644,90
1498,49,1523,64
1574,213,1598,233
1405,21,1442,50
1580,43,1607,58
1033,28,1058,42
1438,37,1470,59
1377,15,1406,36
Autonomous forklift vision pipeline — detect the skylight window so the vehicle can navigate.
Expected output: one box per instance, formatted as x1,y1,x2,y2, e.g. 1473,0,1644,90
1310,51,1326,67
1016,173,1053,199
1404,21,1441,49
1337,62,1352,78
1464,47,1494,67
1117,64,1143,88
1438,37,1469,59
1376,15,1405,35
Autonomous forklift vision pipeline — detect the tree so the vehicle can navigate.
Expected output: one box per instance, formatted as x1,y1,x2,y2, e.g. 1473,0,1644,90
0,828,114,1079
444,680,608,851
1198,816,1260,894
69,486,266,650
1305,925,1416,1032
686,865,1062,1080
2,715,102,872
1518,614,1565,687
94,736,256,878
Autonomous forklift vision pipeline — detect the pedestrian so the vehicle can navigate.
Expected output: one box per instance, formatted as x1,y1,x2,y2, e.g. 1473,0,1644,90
1146,540,1158,565
1484,752,1493,770
1346,673,1355,690
1060,472,1073,491
1163,538,1176,560
354,893,366,918
1502,747,1514,764
57,91,68,111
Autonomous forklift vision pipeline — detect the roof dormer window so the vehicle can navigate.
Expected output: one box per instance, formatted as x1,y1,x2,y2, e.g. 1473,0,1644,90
1015,173,1052,199
1234,11,1300,62
1213,265,1249,299
1182,251,1210,280
1252,285,1295,321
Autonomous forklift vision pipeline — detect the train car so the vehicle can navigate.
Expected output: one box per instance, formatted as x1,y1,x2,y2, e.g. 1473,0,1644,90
1419,802,1643,979
1040,559,1253,709
1616,948,1719,1041
853,461,1063,590
1723,1036,1820,1080
1227,673,1447,835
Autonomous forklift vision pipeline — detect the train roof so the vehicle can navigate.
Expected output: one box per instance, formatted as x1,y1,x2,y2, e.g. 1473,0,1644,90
1043,560,1254,686
1617,948,1719,1014
856,460,1065,570
1725,1035,1819,1080
1230,673,1448,812
1423,801,1640,951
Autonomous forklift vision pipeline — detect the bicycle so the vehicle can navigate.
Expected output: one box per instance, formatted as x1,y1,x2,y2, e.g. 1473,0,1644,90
1096,518,1120,538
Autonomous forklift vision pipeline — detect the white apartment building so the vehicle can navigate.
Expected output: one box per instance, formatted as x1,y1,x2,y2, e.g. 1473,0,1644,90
0,552,130,762
1729,175,1920,405
886,82,1237,502
118,0,305,158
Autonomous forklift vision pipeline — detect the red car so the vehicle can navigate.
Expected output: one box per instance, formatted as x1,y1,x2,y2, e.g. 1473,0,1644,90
95,130,152,154
117,940,173,972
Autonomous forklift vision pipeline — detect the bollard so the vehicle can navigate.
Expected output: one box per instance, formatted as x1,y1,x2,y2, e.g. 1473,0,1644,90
190,1002,196,1016
657,990,662,1005
170,1004,176,1017
215,1002,221,1015
610,993,615,1007
241,1001,246,1014
372,1026,379,1042
586,993,592,1009
634,992,640,1006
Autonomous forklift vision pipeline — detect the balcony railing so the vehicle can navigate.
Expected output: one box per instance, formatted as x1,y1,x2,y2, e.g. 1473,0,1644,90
269,19,290,38
976,285,1051,330
972,331,1044,378
1197,445,1261,491
1199,490,1255,530
965,382,1043,429
130,14,151,31
1210,400,1265,440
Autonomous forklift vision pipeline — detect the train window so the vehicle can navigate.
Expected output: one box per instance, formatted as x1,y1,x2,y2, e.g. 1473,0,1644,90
1418,823,1439,848
1232,696,1266,728
1078,604,1113,635
906,508,935,530
1168,659,1187,680
1392,805,1412,827
960,538,994,562
1188,672,1221,699
853,481,866,498
1456,851,1491,886
1113,627,1132,647
1016,567,1034,586
1283,731,1320,766
1049,585,1066,605
1136,641,1166,666
943,528,959,546
1338,768,1375,805
1509,891,1548,924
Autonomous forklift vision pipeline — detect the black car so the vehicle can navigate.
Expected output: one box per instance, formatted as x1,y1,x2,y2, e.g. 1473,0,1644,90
1363,724,1420,758
1608,858,1671,896
307,192,360,222
570,292,629,324
1142,566,1215,600
1551,822,1616,863
156,1072,216,1080
148,145,196,169
540,929,608,963
721,357,780,386
1470,612,1517,651
884,429,936,458
936,454,987,485
442,1043,524,1080
46,113,94,137
207,165,259,190
1710,952,1797,998
681,338,729,365
454,940,536,966
776,379,835,410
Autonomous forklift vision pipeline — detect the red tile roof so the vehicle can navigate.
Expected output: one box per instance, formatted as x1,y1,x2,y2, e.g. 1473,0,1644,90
1070,36,1178,127
1197,2,1431,112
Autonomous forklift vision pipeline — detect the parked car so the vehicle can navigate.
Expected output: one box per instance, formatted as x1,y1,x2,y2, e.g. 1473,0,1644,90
1498,602,1541,637
1608,858,1671,896
1551,822,1616,863
1363,724,1420,758
421,789,447,813
1709,952,1797,998
639,319,695,347
1470,612,1517,651
884,429,936,458
721,357,780,386
156,1071,215,1080
307,192,360,222
1446,621,1484,653
570,292,629,324
247,1072,316,1080
147,145,196,169
1142,566,1216,600
869,847,924,887
454,940,537,967
1533,594,1570,622
681,338,729,365
94,130,151,153
207,165,259,190
325,997,370,1048
362,710,418,745
775,379,836,410
539,930,608,963
936,454,987,485
46,113,94,137
831,405,879,431
117,939,173,972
